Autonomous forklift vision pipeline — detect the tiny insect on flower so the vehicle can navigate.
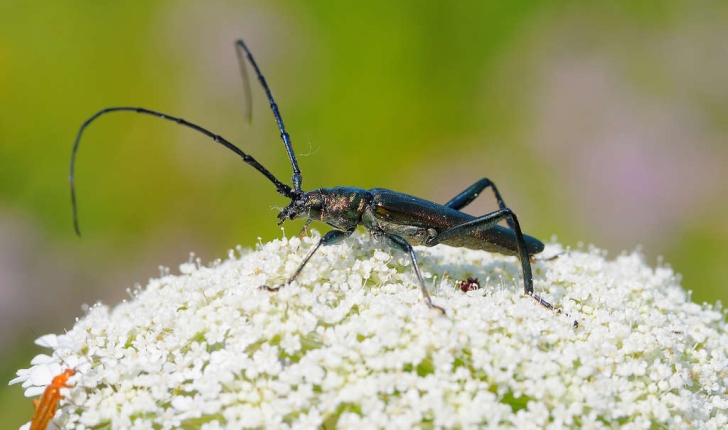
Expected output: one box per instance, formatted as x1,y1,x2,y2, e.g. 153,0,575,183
458,277,480,292
29,368,75,430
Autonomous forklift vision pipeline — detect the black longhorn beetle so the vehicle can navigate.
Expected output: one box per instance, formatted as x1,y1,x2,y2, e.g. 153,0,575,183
70,39,564,317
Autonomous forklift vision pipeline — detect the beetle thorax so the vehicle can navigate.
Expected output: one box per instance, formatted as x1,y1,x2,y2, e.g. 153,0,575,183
319,187,370,230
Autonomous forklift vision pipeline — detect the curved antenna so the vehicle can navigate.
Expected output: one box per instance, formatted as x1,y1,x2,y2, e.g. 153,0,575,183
69,107,294,236
235,39,302,192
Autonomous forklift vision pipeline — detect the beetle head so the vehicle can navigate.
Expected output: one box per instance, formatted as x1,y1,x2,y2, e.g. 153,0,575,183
277,190,322,226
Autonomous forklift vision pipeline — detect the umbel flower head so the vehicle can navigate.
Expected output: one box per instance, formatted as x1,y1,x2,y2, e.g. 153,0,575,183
10,232,728,429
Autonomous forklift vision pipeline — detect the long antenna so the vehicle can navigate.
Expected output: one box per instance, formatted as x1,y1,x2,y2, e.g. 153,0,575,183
69,107,294,236
235,39,302,192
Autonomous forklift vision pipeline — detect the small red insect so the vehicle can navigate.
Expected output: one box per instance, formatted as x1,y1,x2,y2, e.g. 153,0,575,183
30,368,75,430
458,277,480,292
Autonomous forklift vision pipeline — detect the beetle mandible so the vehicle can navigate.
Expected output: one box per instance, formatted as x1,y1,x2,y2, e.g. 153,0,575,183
70,39,560,316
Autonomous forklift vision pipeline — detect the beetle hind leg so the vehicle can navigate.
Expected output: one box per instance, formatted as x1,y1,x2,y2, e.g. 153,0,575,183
444,178,515,231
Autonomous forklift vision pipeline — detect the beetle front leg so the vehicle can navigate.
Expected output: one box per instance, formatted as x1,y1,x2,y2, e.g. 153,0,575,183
261,228,354,291
381,233,446,315
444,178,514,231
298,219,313,239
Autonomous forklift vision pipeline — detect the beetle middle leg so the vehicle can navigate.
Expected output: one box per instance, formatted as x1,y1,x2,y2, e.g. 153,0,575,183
378,233,446,314
263,229,446,314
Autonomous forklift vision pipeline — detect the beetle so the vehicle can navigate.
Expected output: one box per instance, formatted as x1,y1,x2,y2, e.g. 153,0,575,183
30,368,75,430
70,39,561,316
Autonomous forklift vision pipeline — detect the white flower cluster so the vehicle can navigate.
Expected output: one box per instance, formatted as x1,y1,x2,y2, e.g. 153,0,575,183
11,232,728,429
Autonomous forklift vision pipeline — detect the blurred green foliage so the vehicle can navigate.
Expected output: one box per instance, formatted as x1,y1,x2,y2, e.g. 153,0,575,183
2,1,727,428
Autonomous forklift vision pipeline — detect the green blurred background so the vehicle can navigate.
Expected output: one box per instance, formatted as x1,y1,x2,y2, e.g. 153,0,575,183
2,1,727,426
